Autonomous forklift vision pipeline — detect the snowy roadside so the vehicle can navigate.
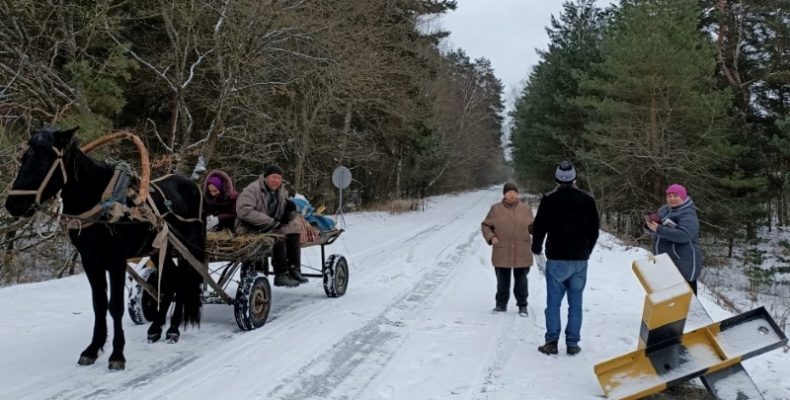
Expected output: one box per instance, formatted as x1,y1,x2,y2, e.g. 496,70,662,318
0,187,787,400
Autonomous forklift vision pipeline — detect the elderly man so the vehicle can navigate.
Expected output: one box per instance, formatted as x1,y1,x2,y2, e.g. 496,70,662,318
235,165,307,287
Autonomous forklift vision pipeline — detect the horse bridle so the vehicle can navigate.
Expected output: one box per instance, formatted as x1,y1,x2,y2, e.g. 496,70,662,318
7,146,68,205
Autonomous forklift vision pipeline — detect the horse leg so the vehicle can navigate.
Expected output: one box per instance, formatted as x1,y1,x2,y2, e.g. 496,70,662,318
147,259,176,343
107,261,126,370
166,255,191,343
166,297,183,343
78,261,108,366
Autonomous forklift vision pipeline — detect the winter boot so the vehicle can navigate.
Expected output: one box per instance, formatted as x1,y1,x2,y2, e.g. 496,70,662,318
518,306,528,317
274,273,300,287
289,266,309,284
538,341,559,355
567,345,582,356
491,305,506,313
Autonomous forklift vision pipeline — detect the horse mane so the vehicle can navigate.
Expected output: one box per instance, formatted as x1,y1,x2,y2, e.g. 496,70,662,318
60,139,115,216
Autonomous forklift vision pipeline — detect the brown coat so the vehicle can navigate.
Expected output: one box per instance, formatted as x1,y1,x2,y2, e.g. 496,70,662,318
234,176,300,235
481,199,534,268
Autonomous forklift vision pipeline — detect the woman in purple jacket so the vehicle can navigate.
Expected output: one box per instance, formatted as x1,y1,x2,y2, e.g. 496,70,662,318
203,170,239,232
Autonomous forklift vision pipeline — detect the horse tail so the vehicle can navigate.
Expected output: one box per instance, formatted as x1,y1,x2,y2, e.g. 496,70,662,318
177,224,205,327
159,175,206,327
177,260,203,327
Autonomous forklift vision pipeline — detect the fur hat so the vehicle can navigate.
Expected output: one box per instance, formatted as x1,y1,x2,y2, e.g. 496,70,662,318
503,182,519,195
666,184,688,200
263,164,284,178
555,160,577,184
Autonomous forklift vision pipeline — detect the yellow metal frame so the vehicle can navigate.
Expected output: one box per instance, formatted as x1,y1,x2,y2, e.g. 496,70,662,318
594,254,787,399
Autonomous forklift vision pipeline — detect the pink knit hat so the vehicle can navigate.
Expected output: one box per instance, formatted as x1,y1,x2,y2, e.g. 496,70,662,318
666,184,687,200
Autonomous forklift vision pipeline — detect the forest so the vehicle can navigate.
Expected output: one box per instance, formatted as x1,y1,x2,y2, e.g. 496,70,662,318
0,0,508,282
510,0,789,323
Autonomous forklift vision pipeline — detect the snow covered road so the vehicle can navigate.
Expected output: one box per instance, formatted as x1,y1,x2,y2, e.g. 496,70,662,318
1,187,787,400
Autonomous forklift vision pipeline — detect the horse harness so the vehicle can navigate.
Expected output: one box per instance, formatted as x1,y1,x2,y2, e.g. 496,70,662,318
7,145,67,205
8,142,205,305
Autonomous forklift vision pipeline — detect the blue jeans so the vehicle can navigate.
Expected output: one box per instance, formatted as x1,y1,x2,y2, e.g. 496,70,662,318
544,260,588,346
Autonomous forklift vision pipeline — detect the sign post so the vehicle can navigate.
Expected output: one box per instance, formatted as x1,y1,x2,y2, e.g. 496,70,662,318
331,166,352,228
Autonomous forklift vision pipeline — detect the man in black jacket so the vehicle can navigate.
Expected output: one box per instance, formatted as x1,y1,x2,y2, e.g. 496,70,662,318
531,161,600,356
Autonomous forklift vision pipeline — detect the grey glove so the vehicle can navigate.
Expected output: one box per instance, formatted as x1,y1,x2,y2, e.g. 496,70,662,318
534,253,546,274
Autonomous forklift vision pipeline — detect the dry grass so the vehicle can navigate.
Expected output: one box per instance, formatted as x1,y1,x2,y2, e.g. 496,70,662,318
206,230,280,261
366,198,425,214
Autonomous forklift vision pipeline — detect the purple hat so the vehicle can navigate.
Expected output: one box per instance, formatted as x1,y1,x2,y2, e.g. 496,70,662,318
666,184,687,200
207,176,223,194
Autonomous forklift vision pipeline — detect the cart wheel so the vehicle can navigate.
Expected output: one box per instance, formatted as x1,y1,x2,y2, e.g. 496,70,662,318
128,267,158,324
323,254,349,298
234,273,271,331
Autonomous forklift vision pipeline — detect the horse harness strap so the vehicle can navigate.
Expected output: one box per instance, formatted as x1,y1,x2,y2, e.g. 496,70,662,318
63,163,178,230
7,146,67,204
138,179,204,309
150,175,203,224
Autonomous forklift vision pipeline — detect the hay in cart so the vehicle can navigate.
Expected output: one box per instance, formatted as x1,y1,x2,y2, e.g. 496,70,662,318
206,230,280,262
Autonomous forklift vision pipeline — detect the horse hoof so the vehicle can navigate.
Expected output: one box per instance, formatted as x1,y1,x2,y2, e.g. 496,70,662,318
147,333,161,343
78,356,96,366
166,332,180,344
108,360,125,371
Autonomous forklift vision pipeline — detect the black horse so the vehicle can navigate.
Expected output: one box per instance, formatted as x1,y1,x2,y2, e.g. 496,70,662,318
4,127,205,370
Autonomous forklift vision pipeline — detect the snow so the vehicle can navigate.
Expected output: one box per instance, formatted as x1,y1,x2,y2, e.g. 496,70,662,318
633,254,687,292
606,343,724,399
647,283,690,306
715,318,784,357
0,187,788,400
708,367,764,399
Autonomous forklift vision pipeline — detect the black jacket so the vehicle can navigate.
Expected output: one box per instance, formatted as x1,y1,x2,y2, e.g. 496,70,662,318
531,184,600,261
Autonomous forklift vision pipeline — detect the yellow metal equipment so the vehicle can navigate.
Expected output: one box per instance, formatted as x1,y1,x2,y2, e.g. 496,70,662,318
594,254,787,400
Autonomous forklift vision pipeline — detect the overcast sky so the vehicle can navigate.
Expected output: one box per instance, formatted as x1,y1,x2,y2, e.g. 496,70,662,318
438,1,614,111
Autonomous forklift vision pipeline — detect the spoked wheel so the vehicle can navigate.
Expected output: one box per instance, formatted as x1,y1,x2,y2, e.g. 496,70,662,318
128,267,158,325
234,273,271,331
323,254,349,298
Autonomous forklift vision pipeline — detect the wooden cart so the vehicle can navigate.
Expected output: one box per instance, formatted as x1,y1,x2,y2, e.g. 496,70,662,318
127,229,348,330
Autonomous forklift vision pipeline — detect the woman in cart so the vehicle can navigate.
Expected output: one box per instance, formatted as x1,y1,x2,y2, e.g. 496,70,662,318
203,169,239,232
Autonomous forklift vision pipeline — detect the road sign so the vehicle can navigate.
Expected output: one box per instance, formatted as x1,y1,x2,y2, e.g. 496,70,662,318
332,166,352,189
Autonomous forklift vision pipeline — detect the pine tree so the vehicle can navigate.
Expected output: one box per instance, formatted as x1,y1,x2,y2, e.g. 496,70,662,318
510,0,604,193
575,0,738,236
698,0,790,235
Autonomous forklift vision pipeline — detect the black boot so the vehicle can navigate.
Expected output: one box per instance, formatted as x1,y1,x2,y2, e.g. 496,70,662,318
538,341,559,355
274,273,299,287
289,266,308,284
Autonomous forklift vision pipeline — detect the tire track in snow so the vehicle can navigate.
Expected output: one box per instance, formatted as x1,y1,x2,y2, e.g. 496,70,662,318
53,354,200,400
470,313,521,400
20,189,498,400
148,192,493,400
266,228,482,400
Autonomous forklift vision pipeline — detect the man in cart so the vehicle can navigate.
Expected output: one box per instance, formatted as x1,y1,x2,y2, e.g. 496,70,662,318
235,165,307,287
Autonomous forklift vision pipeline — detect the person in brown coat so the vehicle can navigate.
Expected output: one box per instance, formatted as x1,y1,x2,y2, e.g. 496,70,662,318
481,182,535,316
235,165,306,287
